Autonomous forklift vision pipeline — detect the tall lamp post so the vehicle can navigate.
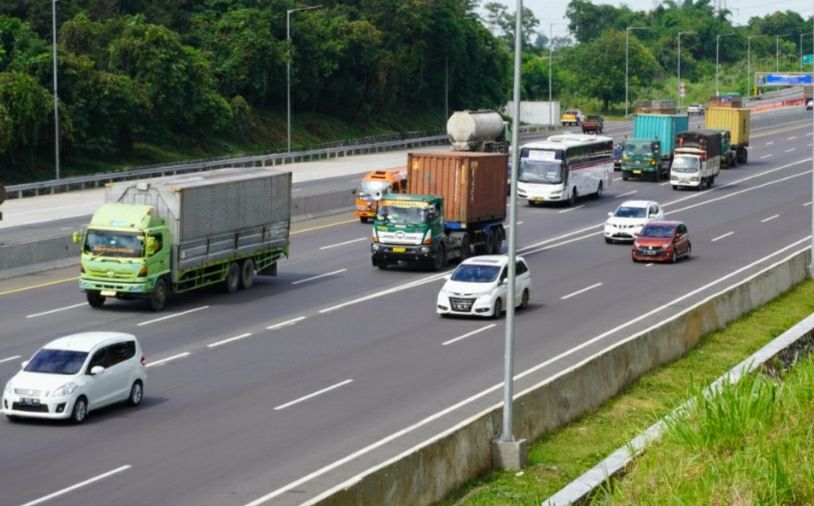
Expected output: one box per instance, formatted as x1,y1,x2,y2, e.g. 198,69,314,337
775,34,790,72
715,33,736,96
286,5,322,153
626,26,650,117
747,35,768,97
677,32,694,107
547,23,565,126
52,0,60,180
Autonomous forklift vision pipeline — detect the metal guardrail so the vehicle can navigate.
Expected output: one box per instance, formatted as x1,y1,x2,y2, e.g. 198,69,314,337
5,125,552,200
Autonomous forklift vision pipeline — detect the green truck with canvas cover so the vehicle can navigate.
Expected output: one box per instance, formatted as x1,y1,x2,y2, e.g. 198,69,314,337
75,168,291,310
621,114,689,181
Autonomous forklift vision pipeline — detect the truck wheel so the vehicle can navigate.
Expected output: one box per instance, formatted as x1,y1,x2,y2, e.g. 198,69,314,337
672,185,679,191
149,278,168,311
86,291,106,308
708,176,715,187
459,235,471,261
622,172,629,181
359,216,368,224
240,259,256,289
736,147,748,164
432,245,446,272
224,263,240,293
491,228,504,254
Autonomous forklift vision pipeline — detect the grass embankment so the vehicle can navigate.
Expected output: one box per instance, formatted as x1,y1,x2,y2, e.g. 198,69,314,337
438,279,814,505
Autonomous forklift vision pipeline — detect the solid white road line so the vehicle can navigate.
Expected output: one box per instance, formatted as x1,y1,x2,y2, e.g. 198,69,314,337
660,181,670,186
145,352,191,368
319,237,367,250
804,201,812,207
19,465,132,506
442,324,497,346
557,205,584,214
207,333,253,349
266,316,306,331
645,263,654,267
292,269,348,286
711,231,734,242
761,214,780,223
759,154,773,159
765,141,775,145
274,379,353,411
788,136,798,140
786,148,797,153
561,282,603,300
26,303,87,318
0,355,21,364
615,190,638,198
137,306,209,326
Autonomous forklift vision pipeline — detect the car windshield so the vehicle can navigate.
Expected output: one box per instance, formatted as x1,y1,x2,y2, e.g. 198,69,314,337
24,349,88,375
639,225,675,238
672,157,700,173
85,229,144,258
624,141,657,156
519,159,565,184
450,264,501,283
359,180,390,198
614,206,647,218
376,205,429,225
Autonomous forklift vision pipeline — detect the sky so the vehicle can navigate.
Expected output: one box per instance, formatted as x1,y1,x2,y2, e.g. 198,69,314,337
491,0,814,37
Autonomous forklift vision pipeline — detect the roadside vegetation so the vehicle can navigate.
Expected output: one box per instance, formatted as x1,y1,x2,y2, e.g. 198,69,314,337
438,279,814,505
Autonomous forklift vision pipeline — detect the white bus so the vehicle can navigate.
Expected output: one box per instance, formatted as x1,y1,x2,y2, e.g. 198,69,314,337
517,133,614,206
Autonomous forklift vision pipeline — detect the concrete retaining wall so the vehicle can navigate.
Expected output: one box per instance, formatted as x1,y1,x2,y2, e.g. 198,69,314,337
315,247,810,505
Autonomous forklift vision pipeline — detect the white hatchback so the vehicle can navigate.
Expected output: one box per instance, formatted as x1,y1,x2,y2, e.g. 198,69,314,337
604,200,664,243
3,332,147,424
436,255,531,318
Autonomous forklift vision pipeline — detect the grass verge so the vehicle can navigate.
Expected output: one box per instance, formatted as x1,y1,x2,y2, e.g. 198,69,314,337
437,279,814,506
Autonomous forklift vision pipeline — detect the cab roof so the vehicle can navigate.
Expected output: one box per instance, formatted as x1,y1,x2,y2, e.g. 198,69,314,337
44,332,137,352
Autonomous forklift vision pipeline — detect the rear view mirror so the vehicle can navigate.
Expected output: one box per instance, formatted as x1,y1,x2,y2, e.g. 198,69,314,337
90,366,105,375
443,274,451,281
72,232,81,244
21,360,28,369
607,212,613,217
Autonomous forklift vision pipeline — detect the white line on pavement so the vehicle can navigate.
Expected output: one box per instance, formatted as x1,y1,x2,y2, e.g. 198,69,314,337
19,465,132,506
274,379,354,411
761,214,780,223
765,141,775,145
146,352,191,368
292,269,347,285
561,282,603,300
615,190,638,198
319,237,367,250
26,303,88,319
711,231,734,242
442,324,497,346
613,177,622,182
785,148,797,153
645,263,654,267
804,202,812,207
760,154,773,159
788,136,797,140
207,333,253,349
660,181,670,186
0,355,21,364
137,306,209,326
557,205,584,214
266,316,306,331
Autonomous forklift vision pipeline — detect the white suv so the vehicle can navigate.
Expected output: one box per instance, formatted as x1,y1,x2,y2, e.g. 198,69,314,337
3,332,147,424
437,255,531,318
604,200,664,243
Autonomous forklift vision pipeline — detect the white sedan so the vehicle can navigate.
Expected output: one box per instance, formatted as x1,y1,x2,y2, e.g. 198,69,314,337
437,255,531,318
604,200,664,243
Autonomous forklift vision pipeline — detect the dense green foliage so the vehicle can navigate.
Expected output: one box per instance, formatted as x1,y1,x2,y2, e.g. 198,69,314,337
0,0,809,182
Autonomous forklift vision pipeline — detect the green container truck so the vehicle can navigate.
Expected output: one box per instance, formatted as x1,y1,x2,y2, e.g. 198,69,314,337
75,168,291,310
621,114,689,181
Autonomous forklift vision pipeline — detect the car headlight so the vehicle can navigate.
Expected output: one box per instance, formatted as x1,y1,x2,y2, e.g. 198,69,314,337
51,382,78,397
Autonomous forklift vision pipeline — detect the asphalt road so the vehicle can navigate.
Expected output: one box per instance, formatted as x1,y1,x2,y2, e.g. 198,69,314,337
0,108,811,506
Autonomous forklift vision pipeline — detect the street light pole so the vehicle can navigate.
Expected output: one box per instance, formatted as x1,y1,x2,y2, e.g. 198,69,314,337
548,23,553,126
715,33,735,97
626,26,649,117
677,32,693,107
286,5,322,153
52,0,60,180
776,35,780,72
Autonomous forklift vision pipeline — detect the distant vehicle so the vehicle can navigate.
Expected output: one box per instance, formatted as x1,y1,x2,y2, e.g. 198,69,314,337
807,98,813,111
613,143,623,170
604,200,664,244
436,255,531,318
355,167,407,223
671,130,722,190
687,104,705,116
621,114,689,182
3,332,147,424
705,107,750,165
447,110,510,153
632,221,691,263
560,109,585,126
517,133,614,206
581,115,604,134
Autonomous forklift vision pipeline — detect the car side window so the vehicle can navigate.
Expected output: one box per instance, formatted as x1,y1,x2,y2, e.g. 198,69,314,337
108,342,136,367
87,347,109,373
499,267,508,283
649,205,658,216
515,261,527,275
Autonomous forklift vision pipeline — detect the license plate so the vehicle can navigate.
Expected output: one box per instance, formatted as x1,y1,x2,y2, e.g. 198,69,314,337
453,304,470,311
633,170,641,175
643,250,657,256
533,197,545,202
20,397,40,405
680,179,689,184
101,290,117,297
392,247,406,253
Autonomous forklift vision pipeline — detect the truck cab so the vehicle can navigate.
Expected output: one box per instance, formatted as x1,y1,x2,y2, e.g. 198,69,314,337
621,139,662,180
371,194,446,270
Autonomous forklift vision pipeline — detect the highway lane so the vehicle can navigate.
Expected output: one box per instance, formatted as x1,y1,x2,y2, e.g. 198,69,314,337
0,115,811,505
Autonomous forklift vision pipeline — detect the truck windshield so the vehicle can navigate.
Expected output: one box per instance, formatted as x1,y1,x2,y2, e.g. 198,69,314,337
624,141,657,156
376,205,428,225
672,157,700,173
359,180,390,198
85,229,145,258
519,160,565,184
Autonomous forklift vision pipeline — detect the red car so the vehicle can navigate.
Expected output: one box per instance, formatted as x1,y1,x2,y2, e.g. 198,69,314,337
631,221,691,263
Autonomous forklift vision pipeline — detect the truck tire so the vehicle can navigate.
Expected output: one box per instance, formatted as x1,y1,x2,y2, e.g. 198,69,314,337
459,234,470,261
359,216,368,223
432,244,446,272
240,259,256,289
491,228,504,254
149,278,168,311
86,290,105,308
736,147,748,164
622,172,629,181
224,263,240,293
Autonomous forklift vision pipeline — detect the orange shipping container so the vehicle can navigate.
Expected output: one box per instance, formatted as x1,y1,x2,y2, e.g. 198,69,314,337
406,152,508,225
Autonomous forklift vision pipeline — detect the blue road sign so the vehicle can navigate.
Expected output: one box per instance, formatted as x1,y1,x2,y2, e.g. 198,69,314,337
765,73,813,85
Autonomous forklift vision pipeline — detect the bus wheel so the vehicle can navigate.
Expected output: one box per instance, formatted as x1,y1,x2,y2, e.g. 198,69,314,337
569,189,578,206
594,181,603,199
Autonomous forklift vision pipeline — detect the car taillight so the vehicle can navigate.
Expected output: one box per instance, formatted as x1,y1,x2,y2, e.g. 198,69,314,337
140,355,146,365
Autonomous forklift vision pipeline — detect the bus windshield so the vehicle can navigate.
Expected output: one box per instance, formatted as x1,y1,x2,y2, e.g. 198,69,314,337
85,229,144,258
519,159,565,184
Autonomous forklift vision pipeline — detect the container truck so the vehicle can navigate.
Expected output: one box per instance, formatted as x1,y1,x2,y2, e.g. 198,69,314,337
370,152,507,271
704,107,750,165
74,168,291,310
670,130,722,190
621,114,689,181
446,110,509,153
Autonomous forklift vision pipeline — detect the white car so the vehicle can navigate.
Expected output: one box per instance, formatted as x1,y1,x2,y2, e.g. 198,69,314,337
604,200,664,243
436,255,531,318
3,332,147,424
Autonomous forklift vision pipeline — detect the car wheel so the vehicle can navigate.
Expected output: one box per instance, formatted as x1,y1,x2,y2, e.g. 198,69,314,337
86,290,106,308
671,250,677,263
240,259,256,289
6,415,20,423
622,172,629,181
149,277,168,311
604,237,613,244
672,185,679,190
686,244,692,260
224,262,240,293
127,380,143,407
70,396,88,425
492,298,503,319
519,289,530,310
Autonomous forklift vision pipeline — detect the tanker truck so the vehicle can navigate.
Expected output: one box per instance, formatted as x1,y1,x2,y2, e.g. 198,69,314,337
446,110,510,153
74,168,291,311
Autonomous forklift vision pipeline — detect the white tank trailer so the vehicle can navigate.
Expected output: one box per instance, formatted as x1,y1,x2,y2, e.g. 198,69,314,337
446,110,509,153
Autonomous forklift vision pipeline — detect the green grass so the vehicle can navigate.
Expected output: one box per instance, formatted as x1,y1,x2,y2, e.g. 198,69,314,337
437,279,814,505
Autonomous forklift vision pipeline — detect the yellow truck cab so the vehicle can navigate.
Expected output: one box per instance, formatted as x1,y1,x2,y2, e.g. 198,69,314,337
355,167,407,223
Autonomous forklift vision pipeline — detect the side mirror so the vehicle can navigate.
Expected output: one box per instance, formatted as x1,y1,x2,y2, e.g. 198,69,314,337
145,236,158,256
443,274,451,281
351,189,357,195
72,232,81,244
21,360,29,369
607,212,613,218
501,278,508,285
90,365,105,375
